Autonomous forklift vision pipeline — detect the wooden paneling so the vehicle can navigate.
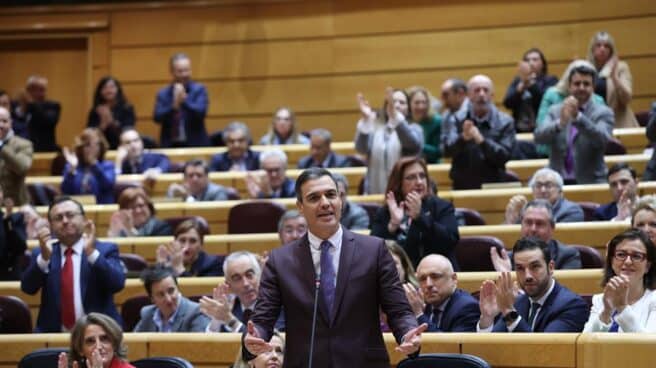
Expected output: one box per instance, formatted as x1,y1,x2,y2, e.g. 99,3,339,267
577,333,656,368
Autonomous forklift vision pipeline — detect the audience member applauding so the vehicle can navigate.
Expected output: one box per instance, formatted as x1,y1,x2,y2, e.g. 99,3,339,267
503,48,558,133
115,128,170,177
333,173,369,230
477,237,589,333
407,86,442,163
234,331,285,368
277,210,307,245
297,128,349,169
0,184,27,280
201,251,284,333
0,105,33,206
61,128,116,204
58,312,135,368
87,77,136,149
594,163,639,221
245,149,295,199
371,157,459,268
354,87,423,194
259,107,309,145
587,31,638,128
631,197,656,244
504,168,584,224
440,78,469,130
584,229,656,332
210,122,260,172
405,254,480,332
13,75,61,152
156,218,223,277
442,74,515,189
107,187,172,237
134,265,210,332
168,159,230,202
154,53,209,147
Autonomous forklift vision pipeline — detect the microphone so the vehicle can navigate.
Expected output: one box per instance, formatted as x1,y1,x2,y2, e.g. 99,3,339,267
308,276,320,368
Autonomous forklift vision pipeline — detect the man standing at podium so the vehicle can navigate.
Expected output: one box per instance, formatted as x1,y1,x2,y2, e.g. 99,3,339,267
243,168,425,367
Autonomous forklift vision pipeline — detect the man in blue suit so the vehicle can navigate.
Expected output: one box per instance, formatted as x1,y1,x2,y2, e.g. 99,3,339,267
209,122,260,172
154,53,209,147
115,128,170,175
593,163,638,221
406,254,479,332
21,196,126,332
477,237,589,333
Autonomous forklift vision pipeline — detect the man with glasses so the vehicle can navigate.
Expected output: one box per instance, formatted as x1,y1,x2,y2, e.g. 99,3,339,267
504,167,584,224
245,149,295,199
209,121,260,172
278,210,307,245
21,196,125,332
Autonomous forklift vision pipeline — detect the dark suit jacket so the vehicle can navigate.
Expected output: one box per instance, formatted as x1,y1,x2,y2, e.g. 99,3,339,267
133,295,210,332
297,152,350,169
249,229,418,368
0,211,27,280
61,161,116,204
258,177,295,199
371,195,460,269
418,289,480,332
219,298,285,332
20,240,126,332
492,281,589,332
121,152,171,174
209,149,260,172
154,81,210,147
180,251,224,277
87,103,136,149
25,100,61,152
593,202,618,221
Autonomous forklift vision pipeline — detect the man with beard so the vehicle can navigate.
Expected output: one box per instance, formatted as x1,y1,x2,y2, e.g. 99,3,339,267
477,237,588,332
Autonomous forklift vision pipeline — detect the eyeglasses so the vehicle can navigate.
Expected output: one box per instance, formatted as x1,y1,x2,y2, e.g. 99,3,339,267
51,211,82,222
403,172,427,182
533,181,557,190
614,250,647,263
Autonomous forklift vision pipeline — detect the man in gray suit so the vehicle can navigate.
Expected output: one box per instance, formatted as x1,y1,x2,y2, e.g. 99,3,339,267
134,266,210,332
535,64,614,184
167,159,230,201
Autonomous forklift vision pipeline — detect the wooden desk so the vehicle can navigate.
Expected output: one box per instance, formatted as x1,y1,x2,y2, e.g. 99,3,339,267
577,333,656,368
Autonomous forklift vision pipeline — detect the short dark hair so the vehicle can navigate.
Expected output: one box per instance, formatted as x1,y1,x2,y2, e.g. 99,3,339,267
295,167,338,202
521,199,555,227
69,313,127,365
48,196,85,220
523,47,549,75
183,159,209,176
511,236,552,265
448,78,467,94
607,162,637,180
568,64,597,84
140,265,178,297
604,229,656,289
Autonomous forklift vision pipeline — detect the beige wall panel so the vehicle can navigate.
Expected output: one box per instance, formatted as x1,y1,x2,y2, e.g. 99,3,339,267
0,12,108,32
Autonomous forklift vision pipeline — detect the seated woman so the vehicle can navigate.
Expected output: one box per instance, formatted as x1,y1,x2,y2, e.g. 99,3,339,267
61,128,116,204
631,196,656,244
58,312,135,368
407,86,442,163
87,76,136,149
233,331,284,368
107,187,172,237
156,218,223,276
386,240,419,287
259,107,310,145
354,87,424,194
583,229,656,332
370,156,459,269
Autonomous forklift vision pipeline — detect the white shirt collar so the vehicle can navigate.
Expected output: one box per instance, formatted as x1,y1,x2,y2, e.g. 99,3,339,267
60,237,85,257
307,225,343,250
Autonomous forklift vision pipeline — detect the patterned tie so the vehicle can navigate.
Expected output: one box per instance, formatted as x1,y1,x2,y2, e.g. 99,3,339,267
61,247,75,330
527,302,541,330
320,241,336,318
608,311,620,332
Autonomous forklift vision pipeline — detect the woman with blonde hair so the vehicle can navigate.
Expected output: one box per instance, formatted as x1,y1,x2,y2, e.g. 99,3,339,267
407,86,442,163
587,31,638,128
259,107,310,145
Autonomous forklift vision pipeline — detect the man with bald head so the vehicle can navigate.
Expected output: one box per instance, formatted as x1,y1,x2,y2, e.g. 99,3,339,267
404,254,480,332
442,74,515,189
0,106,33,206
13,76,61,152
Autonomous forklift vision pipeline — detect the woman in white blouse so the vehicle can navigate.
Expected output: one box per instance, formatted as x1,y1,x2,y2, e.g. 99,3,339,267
584,229,656,332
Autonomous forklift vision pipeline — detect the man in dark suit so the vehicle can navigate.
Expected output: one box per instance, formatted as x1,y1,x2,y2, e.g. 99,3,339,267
12,76,61,152
297,129,349,169
209,122,260,172
115,128,171,175
0,185,27,280
154,53,210,147
134,266,210,332
244,168,426,367
21,196,126,332
245,149,295,199
478,237,589,332
593,163,638,221
405,254,479,332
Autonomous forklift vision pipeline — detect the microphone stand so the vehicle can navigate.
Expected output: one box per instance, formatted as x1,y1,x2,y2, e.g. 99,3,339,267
308,277,320,368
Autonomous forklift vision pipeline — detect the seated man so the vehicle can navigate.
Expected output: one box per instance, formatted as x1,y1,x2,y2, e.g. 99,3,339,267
21,196,125,332
210,121,260,172
405,254,479,332
115,128,170,175
333,172,369,230
200,251,285,332
0,106,33,206
134,265,210,332
478,237,589,332
593,162,638,221
156,218,223,277
167,159,230,202
277,210,307,245
297,128,349,169
245,149,295,199
505,167,583,224
493,199,581,271
0,184,27,280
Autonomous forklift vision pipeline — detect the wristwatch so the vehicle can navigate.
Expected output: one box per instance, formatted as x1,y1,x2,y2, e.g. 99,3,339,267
503,310,519,324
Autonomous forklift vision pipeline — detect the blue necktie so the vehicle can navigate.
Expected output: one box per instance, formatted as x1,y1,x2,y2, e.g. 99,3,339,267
320,240,336,317
431,308,442,330
609,311,620,332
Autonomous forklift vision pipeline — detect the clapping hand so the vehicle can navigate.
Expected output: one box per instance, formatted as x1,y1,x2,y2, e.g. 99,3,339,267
356,92,376,121
403,283,425,316
199,283,233,321
63,147,79,172
405,191,422,220
560,96,579,126
478,280,500,328
504,195,528,224
35,217,53,261
156,240,185,275
490,247,511,272
615,188,636,221
82,220,96,256
173,83,187,109
95,104,114,130
396,323,427,354
386,191,404,231
603,274,630,313
108,210,134,237
245,171,271,198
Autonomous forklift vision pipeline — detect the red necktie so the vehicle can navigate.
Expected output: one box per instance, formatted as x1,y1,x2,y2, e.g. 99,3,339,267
61,247,75,330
